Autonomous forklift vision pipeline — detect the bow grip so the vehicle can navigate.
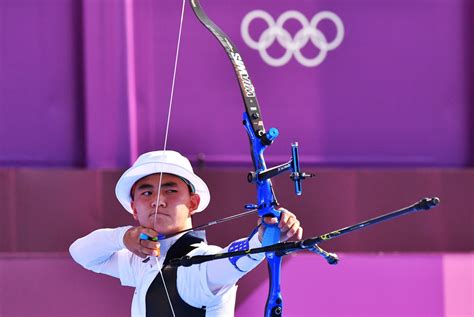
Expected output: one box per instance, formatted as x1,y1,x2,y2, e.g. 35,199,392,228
262,223,280,247
260,207,282,246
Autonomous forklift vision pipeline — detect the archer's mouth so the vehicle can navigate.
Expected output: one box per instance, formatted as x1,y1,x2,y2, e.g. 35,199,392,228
149,212,167,218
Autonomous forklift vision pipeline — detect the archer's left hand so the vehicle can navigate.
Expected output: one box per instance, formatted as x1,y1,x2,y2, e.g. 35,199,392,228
258,208,303,242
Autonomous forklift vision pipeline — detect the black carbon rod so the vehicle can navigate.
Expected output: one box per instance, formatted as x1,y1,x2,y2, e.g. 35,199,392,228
169,197,439,267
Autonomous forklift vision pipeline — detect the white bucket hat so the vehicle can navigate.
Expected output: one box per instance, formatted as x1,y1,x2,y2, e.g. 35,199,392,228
115,150,210,214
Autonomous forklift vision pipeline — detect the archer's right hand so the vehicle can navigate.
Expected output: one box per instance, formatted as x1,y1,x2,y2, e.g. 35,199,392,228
123,226,160,259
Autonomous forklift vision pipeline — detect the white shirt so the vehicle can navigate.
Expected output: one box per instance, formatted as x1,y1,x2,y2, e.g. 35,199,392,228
69,226,264,317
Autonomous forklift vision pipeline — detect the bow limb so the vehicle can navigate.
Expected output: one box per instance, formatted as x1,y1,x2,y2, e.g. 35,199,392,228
189,0,274,145
189,1,284,316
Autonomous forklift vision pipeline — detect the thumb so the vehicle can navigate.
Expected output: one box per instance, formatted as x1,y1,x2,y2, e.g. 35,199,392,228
262,216,278,225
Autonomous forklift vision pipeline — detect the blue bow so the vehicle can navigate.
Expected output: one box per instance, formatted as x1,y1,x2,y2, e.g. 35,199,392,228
189,1,314,315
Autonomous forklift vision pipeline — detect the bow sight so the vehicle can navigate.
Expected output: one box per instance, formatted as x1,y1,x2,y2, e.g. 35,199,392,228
246,141,315,196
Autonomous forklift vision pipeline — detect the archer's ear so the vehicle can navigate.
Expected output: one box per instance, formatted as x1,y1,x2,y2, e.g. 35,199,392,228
189,193,201,216
130,201,139,221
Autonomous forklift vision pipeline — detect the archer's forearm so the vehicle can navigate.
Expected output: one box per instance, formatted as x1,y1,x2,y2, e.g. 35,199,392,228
69,226,131,276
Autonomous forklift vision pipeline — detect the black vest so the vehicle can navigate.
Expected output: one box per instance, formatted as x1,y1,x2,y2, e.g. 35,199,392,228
146,233,207,317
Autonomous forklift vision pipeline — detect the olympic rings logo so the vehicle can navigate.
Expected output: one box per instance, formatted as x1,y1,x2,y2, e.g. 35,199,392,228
241,10,344,67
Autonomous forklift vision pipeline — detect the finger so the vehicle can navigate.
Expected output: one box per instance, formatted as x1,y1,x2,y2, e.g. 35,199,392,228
139,244,160,257
278,207,292,215
140,240,160,254
296,227,303,240
141,228,159,239
278,211,290,228
280,216,296,230
285,225,302,239
279,211,297,230
283,220,301,239
278,208,299,228
140,239,160,251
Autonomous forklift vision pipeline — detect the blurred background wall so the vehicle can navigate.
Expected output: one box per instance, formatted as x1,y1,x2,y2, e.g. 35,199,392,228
0,0,472,316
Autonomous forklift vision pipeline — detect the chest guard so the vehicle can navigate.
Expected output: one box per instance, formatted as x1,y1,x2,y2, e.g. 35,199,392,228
146,232,207,317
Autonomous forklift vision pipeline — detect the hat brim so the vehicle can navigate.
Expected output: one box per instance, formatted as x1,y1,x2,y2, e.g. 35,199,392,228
115,162,210,214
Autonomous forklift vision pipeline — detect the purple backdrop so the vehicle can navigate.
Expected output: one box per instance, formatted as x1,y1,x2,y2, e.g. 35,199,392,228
1,2,473,316
0,0,472,168
0,0,84,166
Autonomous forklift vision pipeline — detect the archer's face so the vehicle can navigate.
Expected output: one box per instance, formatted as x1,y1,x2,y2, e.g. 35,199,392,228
130,173,200,235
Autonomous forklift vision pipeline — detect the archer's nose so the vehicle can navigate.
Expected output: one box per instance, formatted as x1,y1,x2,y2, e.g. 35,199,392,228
151,199,166,208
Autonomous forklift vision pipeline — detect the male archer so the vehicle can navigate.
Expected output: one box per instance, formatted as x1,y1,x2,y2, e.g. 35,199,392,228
70,150,303,316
